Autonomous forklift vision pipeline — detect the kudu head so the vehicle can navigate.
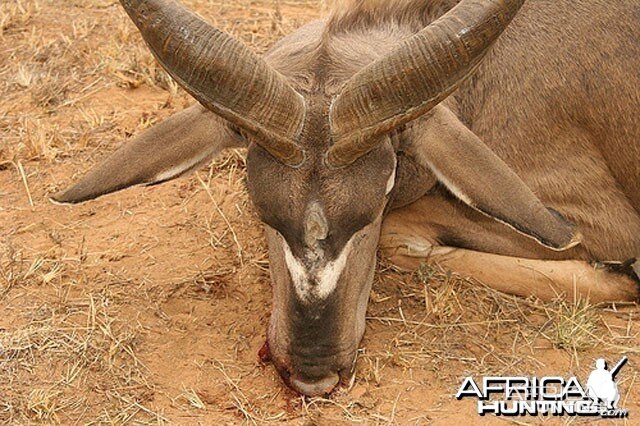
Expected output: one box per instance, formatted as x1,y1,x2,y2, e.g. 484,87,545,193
54,0,576,396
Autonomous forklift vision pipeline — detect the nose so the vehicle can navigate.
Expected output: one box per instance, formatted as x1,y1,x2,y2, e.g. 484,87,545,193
290,373,340,397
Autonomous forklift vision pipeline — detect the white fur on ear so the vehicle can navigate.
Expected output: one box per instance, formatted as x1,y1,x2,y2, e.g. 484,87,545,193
406,105,579,251
51,105,242,204
385,156,398,196
152,150,213,183
424,159,472,206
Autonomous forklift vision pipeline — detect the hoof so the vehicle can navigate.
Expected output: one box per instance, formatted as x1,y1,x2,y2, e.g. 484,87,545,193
595,258,640,300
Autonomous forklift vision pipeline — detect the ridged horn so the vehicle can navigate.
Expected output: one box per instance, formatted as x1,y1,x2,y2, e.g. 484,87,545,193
119,0,306,166
327,0,525,167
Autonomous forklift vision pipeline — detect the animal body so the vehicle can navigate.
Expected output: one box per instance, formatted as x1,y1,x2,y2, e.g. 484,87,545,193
53,0,640,396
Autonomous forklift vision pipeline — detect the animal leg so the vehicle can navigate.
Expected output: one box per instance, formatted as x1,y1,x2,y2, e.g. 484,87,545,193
380,238,639,304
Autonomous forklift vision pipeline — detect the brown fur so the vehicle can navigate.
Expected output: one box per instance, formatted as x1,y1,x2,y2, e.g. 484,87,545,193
268,0,640,262
450,0,640,260
326,0,458,33
266,1,459,95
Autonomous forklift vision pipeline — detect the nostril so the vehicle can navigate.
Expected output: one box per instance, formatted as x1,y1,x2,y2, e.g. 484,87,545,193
290,373,340,397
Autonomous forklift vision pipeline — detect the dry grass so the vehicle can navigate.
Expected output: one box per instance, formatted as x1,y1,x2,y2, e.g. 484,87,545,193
0,247,154,424
1,0,639,424
0,0,40,38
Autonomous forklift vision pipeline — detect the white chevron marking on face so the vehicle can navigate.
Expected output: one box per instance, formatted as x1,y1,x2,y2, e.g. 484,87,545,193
281,235,355,302
282,242,309,298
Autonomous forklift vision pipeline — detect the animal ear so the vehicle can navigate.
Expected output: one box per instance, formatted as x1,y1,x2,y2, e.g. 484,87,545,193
407,105,581,251
51,104,245,204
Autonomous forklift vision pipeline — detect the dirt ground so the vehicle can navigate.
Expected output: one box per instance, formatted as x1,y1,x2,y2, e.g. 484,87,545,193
1,1,638,424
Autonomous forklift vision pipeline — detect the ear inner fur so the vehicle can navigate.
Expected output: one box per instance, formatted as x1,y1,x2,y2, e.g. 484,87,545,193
406,105,581,251
51,104,244,204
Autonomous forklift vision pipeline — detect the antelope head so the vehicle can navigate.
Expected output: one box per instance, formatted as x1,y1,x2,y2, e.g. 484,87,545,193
53,0,577,396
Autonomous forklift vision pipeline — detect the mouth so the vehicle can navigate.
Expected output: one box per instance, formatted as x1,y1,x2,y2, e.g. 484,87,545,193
289,373,340,397
258,340,355,397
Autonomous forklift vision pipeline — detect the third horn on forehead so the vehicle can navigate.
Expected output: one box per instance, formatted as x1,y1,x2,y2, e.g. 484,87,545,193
119,0,306,166
327,0,526,168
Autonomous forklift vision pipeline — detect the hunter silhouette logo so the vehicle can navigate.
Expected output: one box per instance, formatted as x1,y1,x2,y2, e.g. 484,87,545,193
456,356,629,418
586,357,627,410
